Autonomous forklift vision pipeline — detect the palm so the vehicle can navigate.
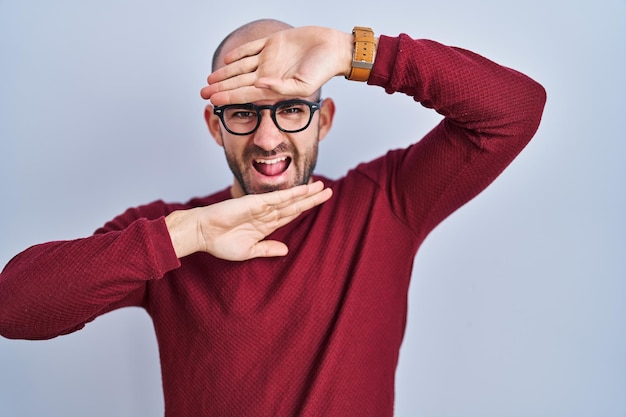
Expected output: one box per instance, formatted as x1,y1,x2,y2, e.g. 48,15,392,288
202,27,351,105
253,28,340,96
197,182,332,261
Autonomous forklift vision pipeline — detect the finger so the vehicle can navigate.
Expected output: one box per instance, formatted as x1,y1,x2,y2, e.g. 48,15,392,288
201,72,259,101
279,187,333,219
268,186,333,229
199,85,213,100
207,55,259,85
272,182,329,211
208,86,285,106
249,185,332,243
223,38,267,65
261,182,331,216
248,182,330,232
259,181,324,206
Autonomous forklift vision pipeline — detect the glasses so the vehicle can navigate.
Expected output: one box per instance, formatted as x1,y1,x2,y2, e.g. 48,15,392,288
213,99,321,136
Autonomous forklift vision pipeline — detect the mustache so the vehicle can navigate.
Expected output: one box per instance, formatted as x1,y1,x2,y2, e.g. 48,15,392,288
244,143,293,159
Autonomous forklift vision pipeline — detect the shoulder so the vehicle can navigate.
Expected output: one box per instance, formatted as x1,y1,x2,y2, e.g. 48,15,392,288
351,147,415,184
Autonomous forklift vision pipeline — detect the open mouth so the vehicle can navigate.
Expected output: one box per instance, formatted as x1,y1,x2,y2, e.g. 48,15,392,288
253,156,292,177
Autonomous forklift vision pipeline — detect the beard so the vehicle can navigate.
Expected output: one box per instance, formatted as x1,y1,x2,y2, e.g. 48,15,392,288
223,139,319,195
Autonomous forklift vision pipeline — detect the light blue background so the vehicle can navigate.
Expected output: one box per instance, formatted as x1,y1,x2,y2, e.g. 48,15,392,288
1,1,624,416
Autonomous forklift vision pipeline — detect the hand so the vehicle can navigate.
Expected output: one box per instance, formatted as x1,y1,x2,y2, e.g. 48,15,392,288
166,181,333,261
201,26,353,105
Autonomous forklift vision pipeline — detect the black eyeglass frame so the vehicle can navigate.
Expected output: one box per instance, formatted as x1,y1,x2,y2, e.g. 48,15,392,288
213,99,322,136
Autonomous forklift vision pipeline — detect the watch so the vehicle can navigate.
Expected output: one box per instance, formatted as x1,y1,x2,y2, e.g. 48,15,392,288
347,26,377,82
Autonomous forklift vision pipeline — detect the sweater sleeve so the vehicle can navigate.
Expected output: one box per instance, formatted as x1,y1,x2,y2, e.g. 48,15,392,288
362,34,547,239
0,204,181,340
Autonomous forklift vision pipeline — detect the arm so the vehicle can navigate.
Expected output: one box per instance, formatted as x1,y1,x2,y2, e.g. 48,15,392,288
202,26,546,235
0,215,176,340
364,35,547,235
0,182,332,340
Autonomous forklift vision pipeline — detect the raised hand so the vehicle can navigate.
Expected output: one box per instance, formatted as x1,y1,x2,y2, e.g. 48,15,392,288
201,26,353,105
166,181,333,261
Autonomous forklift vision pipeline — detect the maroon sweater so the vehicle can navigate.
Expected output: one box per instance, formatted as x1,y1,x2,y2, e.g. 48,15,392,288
0,35,546,416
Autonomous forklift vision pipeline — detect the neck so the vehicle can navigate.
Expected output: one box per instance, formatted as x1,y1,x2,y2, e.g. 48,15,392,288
230,180,245,198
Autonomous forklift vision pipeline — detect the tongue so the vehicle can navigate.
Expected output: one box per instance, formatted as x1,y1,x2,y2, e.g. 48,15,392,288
255,160,288,176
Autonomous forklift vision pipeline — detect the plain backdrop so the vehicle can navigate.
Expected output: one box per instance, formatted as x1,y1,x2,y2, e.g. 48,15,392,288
1,1,624,416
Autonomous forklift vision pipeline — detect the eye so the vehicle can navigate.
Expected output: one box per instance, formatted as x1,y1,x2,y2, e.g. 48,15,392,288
277,103,307,117
284,106,303,114
233,110,255,119
225,108,257,122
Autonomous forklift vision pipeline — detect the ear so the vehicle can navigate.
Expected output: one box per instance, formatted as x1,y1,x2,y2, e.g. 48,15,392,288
316,98,336,142
205,104,224,147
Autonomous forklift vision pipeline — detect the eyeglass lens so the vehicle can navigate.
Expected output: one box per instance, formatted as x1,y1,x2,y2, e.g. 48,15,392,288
220,100,317,135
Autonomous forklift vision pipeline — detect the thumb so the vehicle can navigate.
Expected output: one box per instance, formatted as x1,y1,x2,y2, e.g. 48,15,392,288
254,77,275,89
250,240,289,259
255,77,308,96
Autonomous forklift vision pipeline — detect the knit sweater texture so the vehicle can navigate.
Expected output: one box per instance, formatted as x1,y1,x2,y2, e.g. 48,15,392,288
0,34,546,416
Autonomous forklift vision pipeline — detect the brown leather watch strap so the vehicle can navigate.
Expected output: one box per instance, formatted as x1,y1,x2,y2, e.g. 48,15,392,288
347,26,376,82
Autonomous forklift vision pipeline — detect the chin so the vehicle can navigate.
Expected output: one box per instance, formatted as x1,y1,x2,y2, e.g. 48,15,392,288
243,176,308,195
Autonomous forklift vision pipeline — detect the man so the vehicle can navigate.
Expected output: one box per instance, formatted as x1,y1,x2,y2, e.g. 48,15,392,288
0,19,546,417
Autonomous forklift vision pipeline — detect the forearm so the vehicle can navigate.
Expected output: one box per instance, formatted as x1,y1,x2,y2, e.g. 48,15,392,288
0,217,180,340
369,34,546,141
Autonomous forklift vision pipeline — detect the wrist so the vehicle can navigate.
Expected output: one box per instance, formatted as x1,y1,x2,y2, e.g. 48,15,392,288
340,31,355,77
165,209,202,259
346,26,377,82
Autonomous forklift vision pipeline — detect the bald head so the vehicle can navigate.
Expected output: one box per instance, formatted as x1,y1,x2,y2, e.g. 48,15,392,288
212,19,293,72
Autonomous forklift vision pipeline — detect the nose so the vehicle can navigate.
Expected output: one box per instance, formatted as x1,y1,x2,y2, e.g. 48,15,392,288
252,109,284,151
